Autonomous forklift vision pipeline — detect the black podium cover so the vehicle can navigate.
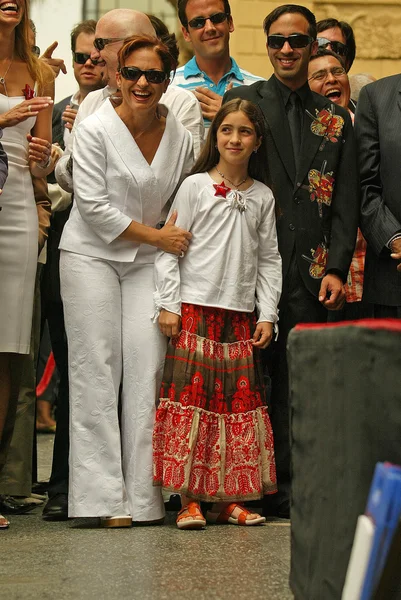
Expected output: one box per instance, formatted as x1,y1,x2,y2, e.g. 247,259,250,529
288,319,401,600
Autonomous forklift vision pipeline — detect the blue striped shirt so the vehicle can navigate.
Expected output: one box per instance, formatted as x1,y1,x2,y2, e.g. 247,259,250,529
171,56,262,137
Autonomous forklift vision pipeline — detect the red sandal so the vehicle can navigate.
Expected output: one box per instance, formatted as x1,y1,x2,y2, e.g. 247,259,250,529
206,503,266,526
176,501,206,530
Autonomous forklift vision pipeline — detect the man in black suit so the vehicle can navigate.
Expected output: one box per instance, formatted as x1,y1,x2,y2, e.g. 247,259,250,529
42,20,105,521
224,4,359,516
355,76,401,317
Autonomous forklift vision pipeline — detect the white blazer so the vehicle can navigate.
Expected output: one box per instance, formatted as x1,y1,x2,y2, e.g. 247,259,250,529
60,99,194,262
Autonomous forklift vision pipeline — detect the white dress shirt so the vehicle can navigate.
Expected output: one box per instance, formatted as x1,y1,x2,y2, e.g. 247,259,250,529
55,84,204,193
154,173,282,323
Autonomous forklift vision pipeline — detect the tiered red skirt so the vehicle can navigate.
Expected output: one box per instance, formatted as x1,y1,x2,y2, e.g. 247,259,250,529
153,304,277,502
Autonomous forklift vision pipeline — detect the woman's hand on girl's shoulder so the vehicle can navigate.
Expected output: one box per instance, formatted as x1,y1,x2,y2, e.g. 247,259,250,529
252,322,273,349
159,309,181,339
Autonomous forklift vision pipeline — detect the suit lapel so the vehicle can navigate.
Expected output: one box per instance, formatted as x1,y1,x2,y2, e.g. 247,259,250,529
257,77,296,184
296,94,329,186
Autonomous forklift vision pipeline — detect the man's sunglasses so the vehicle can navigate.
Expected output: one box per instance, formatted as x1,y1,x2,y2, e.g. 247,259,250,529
73,52,91,64
31,45,40,57
317,37,348,57
119,67,167,84
267,34,313,49
187,12,228,29
93,37,125,51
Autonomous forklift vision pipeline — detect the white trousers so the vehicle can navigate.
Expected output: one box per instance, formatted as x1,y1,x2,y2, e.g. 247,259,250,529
60,251,167,520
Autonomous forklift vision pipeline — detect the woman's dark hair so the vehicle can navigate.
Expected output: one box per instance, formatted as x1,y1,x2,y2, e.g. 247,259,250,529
117,34,178,76
178,0,231,28
191,99,271,188
147,14,179,68
309,48,346,69
316,18,356,72
263,4,317,39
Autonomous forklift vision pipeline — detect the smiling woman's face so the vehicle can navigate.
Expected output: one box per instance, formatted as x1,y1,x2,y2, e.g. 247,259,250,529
0,1,24,27
308,54,350,109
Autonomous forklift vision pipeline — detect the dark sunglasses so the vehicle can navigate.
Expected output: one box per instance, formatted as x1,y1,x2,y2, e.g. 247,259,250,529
267,34,313,49
93,37,125,51
31,45,40,57
119,67,167,84
317,37,348,57
187,12,228,29
73,52,91,64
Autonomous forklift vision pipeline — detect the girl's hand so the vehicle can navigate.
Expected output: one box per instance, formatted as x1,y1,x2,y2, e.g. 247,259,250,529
252,321,273,349
0,98,53,128
159,309,181,338
158,211,192,256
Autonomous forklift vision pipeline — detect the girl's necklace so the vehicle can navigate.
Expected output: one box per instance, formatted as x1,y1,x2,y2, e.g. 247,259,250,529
215,166,248,189
0,58,13,95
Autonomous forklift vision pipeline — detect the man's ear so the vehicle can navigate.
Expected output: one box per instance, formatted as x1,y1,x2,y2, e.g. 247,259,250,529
311,40,318,56
115,70,121,88
228,15,234,34
181,24,191,43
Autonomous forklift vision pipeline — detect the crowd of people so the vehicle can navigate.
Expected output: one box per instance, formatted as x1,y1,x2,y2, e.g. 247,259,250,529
0,0,400,531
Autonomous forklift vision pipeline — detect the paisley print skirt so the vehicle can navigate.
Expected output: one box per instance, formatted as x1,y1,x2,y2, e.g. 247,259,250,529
153,303,277,502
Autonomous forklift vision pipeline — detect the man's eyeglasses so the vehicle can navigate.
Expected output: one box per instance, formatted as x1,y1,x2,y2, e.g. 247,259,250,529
119,67,167,84
73,52,91,64
317,37,348,57
308,66,347,82
267,34,313,49
31,45,40,57
93,37,125,51
187,12,228,29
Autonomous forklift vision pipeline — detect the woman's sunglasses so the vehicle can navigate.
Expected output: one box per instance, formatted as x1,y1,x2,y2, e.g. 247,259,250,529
187,12,228,29
119,67,167,84
267,34,313,49
317,37,348,57
31,45,40,57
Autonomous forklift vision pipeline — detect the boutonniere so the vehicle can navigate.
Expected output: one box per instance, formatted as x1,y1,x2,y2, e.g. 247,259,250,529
22,84,35,100
213,182,247,213
307,107,344,144
302,242,328,279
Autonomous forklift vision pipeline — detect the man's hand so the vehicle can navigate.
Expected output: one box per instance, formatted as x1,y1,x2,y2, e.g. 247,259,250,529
40,41,67,77
318,273,346,310
27,134,52,166
157,210,192,256
62,105,78,131
252,322,273,349
194,83,233,121
390,237,401,272
0,98,53,129
159,309,181,338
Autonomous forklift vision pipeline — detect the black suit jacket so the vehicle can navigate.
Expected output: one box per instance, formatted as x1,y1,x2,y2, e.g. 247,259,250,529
52,95,71,150
355,74,401,306
224,76,359,298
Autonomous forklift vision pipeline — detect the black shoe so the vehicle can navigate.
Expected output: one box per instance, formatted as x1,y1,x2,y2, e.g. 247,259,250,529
42,493,68,521
0,495,39,515
32,480,49,496
164,494,182,512
263,495,290,519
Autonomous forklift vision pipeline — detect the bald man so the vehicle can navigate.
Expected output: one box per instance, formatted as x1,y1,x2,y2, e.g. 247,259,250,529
55,9,203,191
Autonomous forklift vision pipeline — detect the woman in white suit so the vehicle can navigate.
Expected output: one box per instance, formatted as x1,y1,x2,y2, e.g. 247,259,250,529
59,35,193,527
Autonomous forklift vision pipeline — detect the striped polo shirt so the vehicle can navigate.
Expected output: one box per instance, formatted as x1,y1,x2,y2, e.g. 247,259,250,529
171,56,263,137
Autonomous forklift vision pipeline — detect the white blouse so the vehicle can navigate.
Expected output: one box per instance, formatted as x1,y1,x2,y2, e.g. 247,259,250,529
154,172,282,323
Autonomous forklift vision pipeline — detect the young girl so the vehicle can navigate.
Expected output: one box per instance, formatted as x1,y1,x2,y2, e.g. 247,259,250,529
153,98,282,529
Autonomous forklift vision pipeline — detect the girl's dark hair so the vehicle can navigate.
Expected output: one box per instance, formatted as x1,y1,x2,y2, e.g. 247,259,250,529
191,99,270,188
117,34,178,76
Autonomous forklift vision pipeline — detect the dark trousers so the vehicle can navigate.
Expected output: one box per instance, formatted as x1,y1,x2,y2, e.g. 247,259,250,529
263,256,327,506
373,304,401,319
